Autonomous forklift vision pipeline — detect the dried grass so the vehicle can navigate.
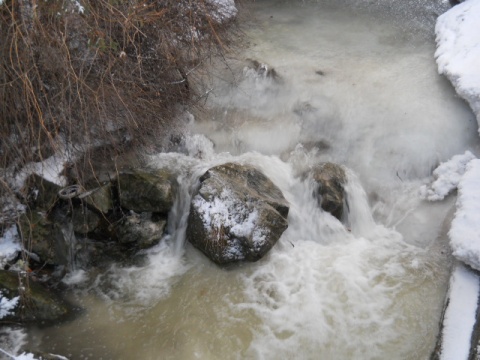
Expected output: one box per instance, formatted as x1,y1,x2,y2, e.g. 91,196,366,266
0,0,237,193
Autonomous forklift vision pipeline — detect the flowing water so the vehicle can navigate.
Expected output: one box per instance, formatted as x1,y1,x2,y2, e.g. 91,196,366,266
10,0,480,359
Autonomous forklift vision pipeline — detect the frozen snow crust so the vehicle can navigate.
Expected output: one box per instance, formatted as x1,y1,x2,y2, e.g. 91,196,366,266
435,0,480,133
449,159,480,271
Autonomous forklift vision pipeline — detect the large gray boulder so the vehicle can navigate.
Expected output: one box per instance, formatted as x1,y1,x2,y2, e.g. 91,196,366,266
310,162,346,220
117,168,176,214
187,163,289,265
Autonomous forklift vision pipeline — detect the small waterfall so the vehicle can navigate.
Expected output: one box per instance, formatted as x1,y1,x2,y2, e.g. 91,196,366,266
343,169,377,238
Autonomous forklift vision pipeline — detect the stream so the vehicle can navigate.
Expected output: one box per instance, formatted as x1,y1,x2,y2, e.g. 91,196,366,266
11,0,480,359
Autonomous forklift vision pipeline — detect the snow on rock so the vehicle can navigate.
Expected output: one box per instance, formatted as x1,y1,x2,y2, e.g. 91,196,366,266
439,263,479,360
435,0,480,133
449,159,480,270
0,226,21,269
207,0,237,24
0,291,19,319
420,151,476,201
187,163,289,264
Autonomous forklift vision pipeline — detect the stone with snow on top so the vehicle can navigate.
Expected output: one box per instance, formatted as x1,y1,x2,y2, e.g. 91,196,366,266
187,163,289,265
449,159,480,271
435,0,480,134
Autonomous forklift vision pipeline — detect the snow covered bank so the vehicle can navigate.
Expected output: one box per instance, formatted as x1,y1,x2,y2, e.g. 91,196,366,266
449,159,480,271
420,151,476,201
435,0,480,133
439,264,479,360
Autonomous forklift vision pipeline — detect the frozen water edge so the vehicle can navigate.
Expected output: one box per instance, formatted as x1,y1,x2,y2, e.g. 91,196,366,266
449,159,480,270
439,264,479,360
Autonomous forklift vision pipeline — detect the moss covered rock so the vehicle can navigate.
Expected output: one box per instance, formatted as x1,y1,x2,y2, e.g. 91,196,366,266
0,270,74,323
117,169,176,214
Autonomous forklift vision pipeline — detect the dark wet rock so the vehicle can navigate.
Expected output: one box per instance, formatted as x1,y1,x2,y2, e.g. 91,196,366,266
187,163,289,265
0,270,74,323
114,212,167,249
17,211,55,265
245,59,281,81
117,168,176,214
71,207,102,235
309,162,347,220
22,174,61,211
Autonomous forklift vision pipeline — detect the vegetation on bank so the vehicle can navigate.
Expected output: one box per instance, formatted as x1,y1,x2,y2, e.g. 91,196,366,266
0,0,237,201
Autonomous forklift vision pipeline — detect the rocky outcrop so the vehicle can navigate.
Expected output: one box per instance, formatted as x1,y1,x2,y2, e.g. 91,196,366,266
0,270,74,323
187,163,289,265
15,166,177,270
308,162,347,220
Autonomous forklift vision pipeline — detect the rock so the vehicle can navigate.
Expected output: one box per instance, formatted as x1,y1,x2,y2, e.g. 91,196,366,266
245,59,281,81
79,183,113,214
17,211,55,265
117,168,176,214
71,206,101,235
22,174,61,210
18,210,80,268
114,212,167,249
187,163,289,265
309,162,347,220
0,270,74,323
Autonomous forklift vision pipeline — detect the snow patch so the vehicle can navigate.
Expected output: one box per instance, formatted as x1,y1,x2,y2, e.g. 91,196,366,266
440,264,479,360
71,0,84,14
0,291,19,319
449,159,480,270
207,0,237,23
192,187,269,253
420,151,476,201
0,226,21,269
435,0,480,133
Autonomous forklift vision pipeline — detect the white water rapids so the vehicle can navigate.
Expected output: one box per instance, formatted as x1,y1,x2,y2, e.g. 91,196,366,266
17,1,480,359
